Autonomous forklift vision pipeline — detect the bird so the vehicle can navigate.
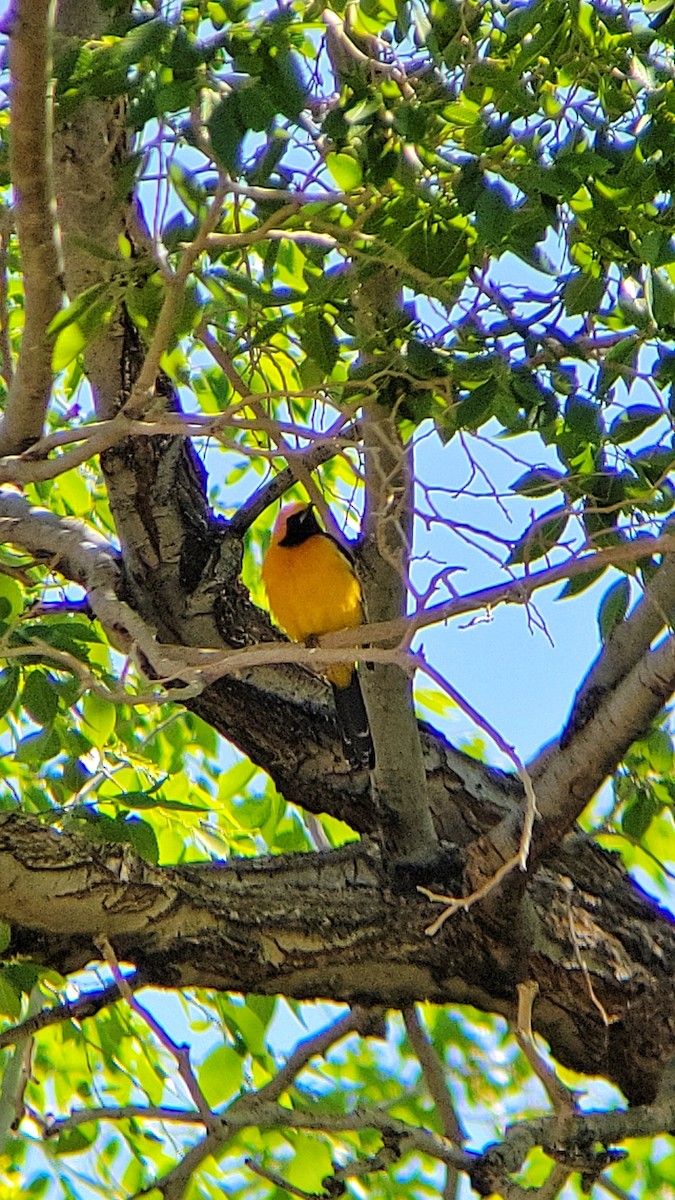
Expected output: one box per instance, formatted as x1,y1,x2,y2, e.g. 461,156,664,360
261,501,375,771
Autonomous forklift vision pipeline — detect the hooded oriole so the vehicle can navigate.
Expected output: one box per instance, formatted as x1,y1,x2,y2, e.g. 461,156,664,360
261,502,375,771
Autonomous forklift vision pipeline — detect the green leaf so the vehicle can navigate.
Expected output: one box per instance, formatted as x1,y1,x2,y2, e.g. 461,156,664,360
508,507,570,565
237,78,278,132
0,971,20,1019
326,152,363,190
557,565,607,599
123,817,159,865
598,576,630,642
15,727,61,765
608,405,661,445
475,182,514,244
0,574,24,622
52,321,86,371
301,312,338,374
646,729,673,774
81,693,116,747
52,1127,97,1156
622,791,658,841
512,468,564,497
22,670,58,726
456,379,497,429
286,1132,333,1191
651,269,675,329
406,338,449,379
208,93,245,172
117,18,169,67
197,1044,244,1106
0,666,20,720
563,270,605,316
47,283,112,337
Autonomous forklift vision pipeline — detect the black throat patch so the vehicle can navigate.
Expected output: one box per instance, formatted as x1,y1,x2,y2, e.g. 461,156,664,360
279,506,323,547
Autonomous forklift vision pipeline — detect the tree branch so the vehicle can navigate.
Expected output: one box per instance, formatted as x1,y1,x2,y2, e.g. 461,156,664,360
1,811,674,1106
357,270,439,867
0,0,63,455
560,550,675,748
477,627,675,875
0,973,141,1050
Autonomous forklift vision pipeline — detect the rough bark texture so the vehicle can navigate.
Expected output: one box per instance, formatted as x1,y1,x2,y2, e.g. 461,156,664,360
2,811,674,1108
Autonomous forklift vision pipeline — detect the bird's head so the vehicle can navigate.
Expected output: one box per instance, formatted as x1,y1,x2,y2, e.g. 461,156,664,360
273,502,323,548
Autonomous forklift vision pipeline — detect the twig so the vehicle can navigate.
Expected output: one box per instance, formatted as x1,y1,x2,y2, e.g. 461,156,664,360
418,856,523,937
197,321,347,544
255,1006,365,1105
567,905,616,1027
206,228,340,252
245,1159,322,1200
402,1007,465,1144
0,985,44,1141
597,1176,634,1200
123,178,229,419
228,419,361,536
41,1104,207,1135
0,409,358,486
0,974,140,1050
415,658,537,935
536,1164,571,1199
514,982,576,1118
321,532,675,653
416,656,537,861
136,1129,222,1200
403,1006,465,1200
0,0,63,456
95,937,217,1130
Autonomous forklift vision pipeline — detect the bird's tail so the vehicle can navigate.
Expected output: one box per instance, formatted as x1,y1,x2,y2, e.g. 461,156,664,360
330,671,375,771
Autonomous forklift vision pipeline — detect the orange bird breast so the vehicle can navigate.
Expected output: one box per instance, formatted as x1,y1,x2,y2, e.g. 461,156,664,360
262,531,363,645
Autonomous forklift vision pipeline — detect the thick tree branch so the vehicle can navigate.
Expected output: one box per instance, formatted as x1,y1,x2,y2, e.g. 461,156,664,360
0,0,62,455
357,269,438,866
1,811,673,1106
560,550,675,747
476,627,675,876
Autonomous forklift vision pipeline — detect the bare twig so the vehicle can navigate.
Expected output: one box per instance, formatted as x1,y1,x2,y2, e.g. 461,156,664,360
137,1129,222,1200
41,1104,206,1135
96,937,217,1129
0,408,358,486
416,655,538,866
0,986,44,1141
228,419,361,536
255,1006,365,1104
0,0,63,455
197,320,346,541
598,1176,635,1200
123,178,229,419
567,905,616,1027
0,974,140,1050
415,658,537,935
515,982,576,1118
245,1159,322,1200
403,1006,465,1200
328,532,675,653
402,1007,464,1144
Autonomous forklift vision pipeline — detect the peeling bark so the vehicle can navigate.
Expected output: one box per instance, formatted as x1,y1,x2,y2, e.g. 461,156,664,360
1,811,674,1107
